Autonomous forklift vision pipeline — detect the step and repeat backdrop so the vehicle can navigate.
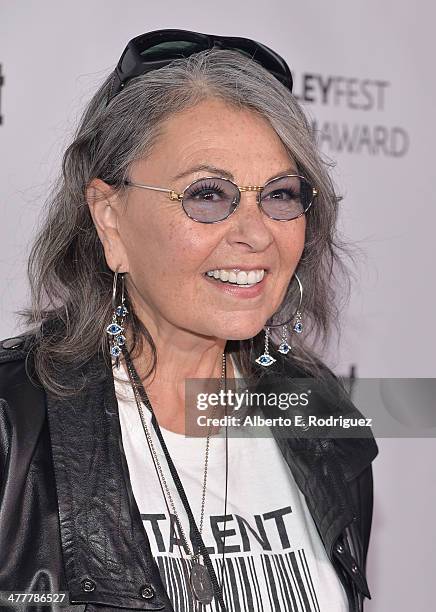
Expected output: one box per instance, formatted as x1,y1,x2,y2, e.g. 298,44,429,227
1,0,434,609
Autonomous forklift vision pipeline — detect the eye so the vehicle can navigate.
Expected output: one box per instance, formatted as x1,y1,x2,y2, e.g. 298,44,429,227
263,188,301,201
261,176,304,204
185,180,228,202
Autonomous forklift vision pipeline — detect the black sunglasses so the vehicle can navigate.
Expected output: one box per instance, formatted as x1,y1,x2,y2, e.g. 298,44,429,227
107,28,293,105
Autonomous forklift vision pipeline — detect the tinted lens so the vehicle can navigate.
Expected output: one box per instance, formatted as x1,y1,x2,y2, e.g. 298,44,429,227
182,178,239,222
260,175,314,220
138,40,205,61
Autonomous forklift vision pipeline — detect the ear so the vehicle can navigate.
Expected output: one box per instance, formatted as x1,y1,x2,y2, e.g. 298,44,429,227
86,178,130,274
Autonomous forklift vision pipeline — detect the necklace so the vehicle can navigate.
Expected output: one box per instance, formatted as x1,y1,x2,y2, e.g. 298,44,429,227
121,346,228,610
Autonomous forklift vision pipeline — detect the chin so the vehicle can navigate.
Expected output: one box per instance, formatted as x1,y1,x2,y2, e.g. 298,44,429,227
206,320,266,341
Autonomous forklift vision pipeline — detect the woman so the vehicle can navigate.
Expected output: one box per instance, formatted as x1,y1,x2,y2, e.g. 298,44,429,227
0,30,377,611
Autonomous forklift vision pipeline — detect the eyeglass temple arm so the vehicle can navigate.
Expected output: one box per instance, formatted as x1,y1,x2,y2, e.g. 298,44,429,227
123,180,181,200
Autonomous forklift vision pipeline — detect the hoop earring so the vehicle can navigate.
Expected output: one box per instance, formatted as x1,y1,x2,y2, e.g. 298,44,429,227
106,270,128,369
255,273,304,366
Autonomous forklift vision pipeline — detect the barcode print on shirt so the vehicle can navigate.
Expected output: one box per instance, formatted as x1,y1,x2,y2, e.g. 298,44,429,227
156,549,320,612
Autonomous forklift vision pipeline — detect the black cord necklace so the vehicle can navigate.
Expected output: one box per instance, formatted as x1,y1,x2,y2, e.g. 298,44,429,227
121,344,229,611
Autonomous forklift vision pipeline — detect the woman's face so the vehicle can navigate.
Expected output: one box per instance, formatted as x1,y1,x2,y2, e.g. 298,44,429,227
109,97,306,341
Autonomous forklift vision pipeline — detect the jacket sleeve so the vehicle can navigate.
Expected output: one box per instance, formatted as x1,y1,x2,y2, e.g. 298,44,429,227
0,340,28,504
351,463,374,572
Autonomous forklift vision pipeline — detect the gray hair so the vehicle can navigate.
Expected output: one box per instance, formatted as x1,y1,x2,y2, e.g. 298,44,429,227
17,48,359,397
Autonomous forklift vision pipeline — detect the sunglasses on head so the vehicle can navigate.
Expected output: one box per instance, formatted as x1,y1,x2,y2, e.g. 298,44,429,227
107,28,293,105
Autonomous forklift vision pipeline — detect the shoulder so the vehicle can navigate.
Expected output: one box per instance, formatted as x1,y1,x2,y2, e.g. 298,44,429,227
0,333,35,364
272,352,379,479
0,332,42,399
259,350,344,401
0,332,45,441
0,334,46,494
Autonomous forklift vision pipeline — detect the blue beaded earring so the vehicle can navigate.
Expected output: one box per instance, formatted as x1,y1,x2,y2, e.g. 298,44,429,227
278,325,291,355
256,273,304,366
293,310,303,334
106,269,128,369
255,326,276,366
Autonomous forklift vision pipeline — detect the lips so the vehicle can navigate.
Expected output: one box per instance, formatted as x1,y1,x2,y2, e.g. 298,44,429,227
207,268,264,284
203,269,268,298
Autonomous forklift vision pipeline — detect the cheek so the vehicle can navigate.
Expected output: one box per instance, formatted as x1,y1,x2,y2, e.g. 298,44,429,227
276,217,306,264
125,212,214,287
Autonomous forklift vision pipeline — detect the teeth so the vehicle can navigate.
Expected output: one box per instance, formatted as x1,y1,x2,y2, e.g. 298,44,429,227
247,271,257,284
206,268,265,285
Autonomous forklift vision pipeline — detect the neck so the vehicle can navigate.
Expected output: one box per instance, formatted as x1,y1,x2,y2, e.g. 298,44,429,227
121,327,234,435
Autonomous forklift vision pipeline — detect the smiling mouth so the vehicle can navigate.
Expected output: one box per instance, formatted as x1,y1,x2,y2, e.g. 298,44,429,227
204,268,266,287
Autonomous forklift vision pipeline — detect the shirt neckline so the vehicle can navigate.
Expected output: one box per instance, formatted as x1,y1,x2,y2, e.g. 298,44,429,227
114,352,243,442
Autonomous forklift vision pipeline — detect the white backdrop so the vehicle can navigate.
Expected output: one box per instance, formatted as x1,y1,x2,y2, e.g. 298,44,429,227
1,1,435,609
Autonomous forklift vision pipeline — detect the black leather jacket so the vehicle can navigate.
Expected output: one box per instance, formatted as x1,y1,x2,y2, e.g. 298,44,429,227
0,332,378,612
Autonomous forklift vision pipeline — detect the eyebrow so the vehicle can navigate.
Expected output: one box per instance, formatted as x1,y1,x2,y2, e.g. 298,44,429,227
172,164,299,183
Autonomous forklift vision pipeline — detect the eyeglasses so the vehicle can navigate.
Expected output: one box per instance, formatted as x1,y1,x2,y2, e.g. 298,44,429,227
123,174,318,223
107,28,293,105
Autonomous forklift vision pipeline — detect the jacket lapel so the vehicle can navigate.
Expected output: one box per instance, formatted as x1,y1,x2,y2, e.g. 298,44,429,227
250,355,378,560
45,349,172,610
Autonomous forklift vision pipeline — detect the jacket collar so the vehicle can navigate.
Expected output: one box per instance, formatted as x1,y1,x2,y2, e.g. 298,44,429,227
44,341,377,608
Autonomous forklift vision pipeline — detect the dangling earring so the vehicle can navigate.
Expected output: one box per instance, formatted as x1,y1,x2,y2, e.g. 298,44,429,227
255,272,304,366
255,326,276,367
293,310,303,334
106,270,128,369
278,325,291,354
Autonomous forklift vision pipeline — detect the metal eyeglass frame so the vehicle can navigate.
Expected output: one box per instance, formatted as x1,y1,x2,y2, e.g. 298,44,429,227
122,174,318,223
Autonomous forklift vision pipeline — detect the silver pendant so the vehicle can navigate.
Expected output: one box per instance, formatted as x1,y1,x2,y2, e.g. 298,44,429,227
190,561,214,604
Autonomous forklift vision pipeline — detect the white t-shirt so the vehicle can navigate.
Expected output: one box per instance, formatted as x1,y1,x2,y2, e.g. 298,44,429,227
114,357,348,612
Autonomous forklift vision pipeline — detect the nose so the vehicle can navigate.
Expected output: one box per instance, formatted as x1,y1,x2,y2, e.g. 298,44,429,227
224,191,274,251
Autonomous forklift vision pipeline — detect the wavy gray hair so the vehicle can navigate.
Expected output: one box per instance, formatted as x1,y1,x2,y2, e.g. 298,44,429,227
17,48,358,397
